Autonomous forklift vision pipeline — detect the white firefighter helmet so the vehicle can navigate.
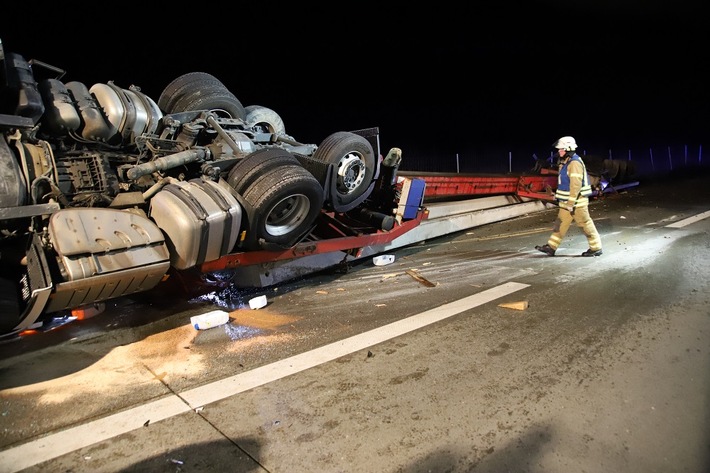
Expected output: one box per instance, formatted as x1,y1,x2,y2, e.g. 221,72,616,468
554,136,577,151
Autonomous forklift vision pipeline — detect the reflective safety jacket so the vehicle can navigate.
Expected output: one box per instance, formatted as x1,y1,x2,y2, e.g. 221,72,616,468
554,154,593,205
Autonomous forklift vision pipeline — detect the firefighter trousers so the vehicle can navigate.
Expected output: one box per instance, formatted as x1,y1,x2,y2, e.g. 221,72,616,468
547,205,602,251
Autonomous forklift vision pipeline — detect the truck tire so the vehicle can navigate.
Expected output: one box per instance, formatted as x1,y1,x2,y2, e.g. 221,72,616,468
158,72,220,112
157,72,246,120
245,105,287,136
241,163,324,249
227,148,300,195
312,131,376,207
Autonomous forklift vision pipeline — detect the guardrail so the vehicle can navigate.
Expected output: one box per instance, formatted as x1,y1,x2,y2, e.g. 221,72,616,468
401,144,706,179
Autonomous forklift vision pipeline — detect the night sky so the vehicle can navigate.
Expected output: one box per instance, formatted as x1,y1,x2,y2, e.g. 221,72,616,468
2,2,707,169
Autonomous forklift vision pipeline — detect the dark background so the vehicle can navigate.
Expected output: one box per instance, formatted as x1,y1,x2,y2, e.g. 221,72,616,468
2,1,707,172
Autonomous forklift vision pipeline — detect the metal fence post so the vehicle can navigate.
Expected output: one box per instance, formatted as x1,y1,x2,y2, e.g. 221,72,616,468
508,151,512,173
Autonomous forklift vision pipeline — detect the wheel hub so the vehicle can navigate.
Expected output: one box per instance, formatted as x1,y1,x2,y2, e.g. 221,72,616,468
336,153,366,194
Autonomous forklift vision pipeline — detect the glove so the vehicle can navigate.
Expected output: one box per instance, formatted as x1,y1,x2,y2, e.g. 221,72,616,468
565,202,575,213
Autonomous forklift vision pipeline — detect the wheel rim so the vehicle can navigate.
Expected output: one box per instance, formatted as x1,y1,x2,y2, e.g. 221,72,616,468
335,152,367,195
210,108,235,119
264,194,312,237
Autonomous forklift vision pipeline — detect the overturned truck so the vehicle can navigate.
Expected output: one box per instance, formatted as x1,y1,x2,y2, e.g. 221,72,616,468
0,40,563,337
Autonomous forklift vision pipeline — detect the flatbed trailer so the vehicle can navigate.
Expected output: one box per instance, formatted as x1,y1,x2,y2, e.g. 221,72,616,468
192,167,638,290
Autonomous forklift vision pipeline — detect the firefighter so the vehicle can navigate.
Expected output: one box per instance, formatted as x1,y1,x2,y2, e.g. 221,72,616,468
535,136,603,257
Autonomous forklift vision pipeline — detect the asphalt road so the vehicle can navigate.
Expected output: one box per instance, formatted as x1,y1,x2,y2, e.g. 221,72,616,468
1,170,709,473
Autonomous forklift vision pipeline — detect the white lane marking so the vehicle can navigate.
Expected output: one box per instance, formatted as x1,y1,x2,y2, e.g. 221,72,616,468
666,210,710,228
0,281,529,472
181,281,529,407
0,397,190,472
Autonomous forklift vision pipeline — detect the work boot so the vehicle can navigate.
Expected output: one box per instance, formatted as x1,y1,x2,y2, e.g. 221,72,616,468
581,248,603,257
535,244,556,256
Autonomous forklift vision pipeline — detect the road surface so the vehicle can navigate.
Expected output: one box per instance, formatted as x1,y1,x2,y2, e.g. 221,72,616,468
1,170,709,473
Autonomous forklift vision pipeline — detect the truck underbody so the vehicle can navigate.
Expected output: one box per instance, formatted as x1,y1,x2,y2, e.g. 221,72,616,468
0,40,634,338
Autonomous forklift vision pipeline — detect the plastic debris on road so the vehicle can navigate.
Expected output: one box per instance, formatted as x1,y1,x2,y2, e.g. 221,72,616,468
190,309,230,330
373,254,395,266
249,295,267,309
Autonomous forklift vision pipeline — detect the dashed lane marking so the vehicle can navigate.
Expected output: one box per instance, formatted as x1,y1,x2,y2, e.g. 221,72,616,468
666,209,710,228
